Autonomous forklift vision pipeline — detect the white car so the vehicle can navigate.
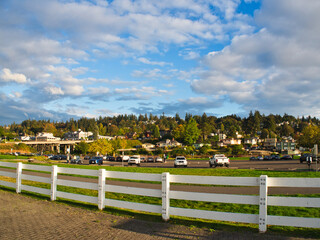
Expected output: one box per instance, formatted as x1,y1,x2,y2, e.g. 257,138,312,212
128,155,141,166
209,154,230,167
174,156,187,168
155,156,163,162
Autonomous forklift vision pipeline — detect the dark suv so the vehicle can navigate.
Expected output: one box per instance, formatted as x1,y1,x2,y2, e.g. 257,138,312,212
89,156,103,165
300,153,319,163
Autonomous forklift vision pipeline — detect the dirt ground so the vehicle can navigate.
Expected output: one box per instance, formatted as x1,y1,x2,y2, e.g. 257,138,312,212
0,189,313,240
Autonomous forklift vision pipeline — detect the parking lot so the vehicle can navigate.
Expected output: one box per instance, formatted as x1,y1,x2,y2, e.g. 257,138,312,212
82,159,319,171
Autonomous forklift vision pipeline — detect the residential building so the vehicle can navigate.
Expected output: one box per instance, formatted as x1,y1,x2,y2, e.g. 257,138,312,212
141,143,155,150
64,129,93,140
243,137,260,146
193,143,212,149
36,132,60,141
276,139,296,154
263,138,277,150
156,139,182,148
218,138,242,147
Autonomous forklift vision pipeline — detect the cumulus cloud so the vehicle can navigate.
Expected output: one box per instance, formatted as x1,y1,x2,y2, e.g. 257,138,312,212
0,68,27,84
192,0,320,116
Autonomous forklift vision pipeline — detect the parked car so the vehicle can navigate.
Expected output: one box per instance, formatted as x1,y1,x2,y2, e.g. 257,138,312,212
116,156,123,162
280,155,292,160
209,154,230,167
174,156,187,168
249,156,257,161
257,156,263,161
51,155,67,160
271,155,280,160
107,156,115,161
147,157,155,162
300,153,312,163
89,156,103,165
68,156,82,164
155,156,163,162
263,155,272,161
140,156,146,162
128,155,141,166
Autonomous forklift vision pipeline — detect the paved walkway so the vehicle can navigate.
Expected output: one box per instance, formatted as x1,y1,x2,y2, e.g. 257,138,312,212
0,190,313,240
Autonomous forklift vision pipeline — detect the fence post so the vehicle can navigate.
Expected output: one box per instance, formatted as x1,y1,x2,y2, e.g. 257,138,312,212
162,172,170,221
16,162,22,193
98,169,106,210
259,175,268,233
51,165,58,201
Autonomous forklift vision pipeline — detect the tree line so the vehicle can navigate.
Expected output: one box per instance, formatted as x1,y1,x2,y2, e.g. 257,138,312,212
1,111,320,148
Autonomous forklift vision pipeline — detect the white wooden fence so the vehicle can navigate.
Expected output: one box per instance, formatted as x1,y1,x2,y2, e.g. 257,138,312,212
0,161,319,233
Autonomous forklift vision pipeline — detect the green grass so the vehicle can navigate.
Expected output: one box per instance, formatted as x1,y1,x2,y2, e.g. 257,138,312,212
55,163,320,178
0,154,29,160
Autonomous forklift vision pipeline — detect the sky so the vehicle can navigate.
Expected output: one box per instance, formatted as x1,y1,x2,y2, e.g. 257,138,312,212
1,0,320,125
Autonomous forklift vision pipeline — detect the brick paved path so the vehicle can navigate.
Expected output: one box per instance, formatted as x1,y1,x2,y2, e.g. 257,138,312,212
0,190,311,240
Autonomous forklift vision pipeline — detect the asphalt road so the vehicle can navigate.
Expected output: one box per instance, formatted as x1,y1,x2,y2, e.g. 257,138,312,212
97,159,319,172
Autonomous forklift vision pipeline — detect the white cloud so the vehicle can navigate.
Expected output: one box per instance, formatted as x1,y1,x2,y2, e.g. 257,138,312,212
192,0,320,116
44,86,64,95
0,68,27,84
137,57,172,66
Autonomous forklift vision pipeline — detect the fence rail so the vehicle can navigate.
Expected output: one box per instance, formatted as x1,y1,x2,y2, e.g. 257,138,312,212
0,161,319,232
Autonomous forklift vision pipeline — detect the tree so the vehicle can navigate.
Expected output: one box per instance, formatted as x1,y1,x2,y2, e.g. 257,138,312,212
298,125,320,148
184,118,200,145
261,129,269,139
98,123,107,136
172,124,185,142
111,138,127,152
89,139,114,155
152,125,160,138
75,141,90,155
280,123,294,137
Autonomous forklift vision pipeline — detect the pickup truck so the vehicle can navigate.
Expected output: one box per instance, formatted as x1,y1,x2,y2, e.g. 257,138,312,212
209,154,230,168
128,155,141,166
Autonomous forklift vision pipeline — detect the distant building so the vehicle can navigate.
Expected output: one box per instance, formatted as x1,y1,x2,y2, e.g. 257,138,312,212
156,139,182,148
263,138,277,150
218,138,242,147
36,132,60,141
243,137,260,146
64,129,93,140
141,143,155,150
193,143,212,149
276,139,296,154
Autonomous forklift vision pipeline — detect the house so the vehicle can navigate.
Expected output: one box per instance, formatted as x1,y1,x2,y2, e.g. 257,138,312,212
126,132,137,139
64,129,93,140
141,143,155,150
19,136,31,141
210,133,227,140
243,137,260,146
276,138,296,154
218,138,242,147
156,139,182,148
97,135,114,140
263,138,277,150
193,143,212,149
36,132,60,141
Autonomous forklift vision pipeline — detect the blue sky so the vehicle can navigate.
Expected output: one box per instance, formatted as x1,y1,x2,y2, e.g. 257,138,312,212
1,0,320,125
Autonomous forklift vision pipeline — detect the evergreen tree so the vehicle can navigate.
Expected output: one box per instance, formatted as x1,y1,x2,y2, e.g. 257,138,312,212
184,118,200,145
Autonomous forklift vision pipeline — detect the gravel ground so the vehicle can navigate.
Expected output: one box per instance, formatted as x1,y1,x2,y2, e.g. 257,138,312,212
0,189,315,240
